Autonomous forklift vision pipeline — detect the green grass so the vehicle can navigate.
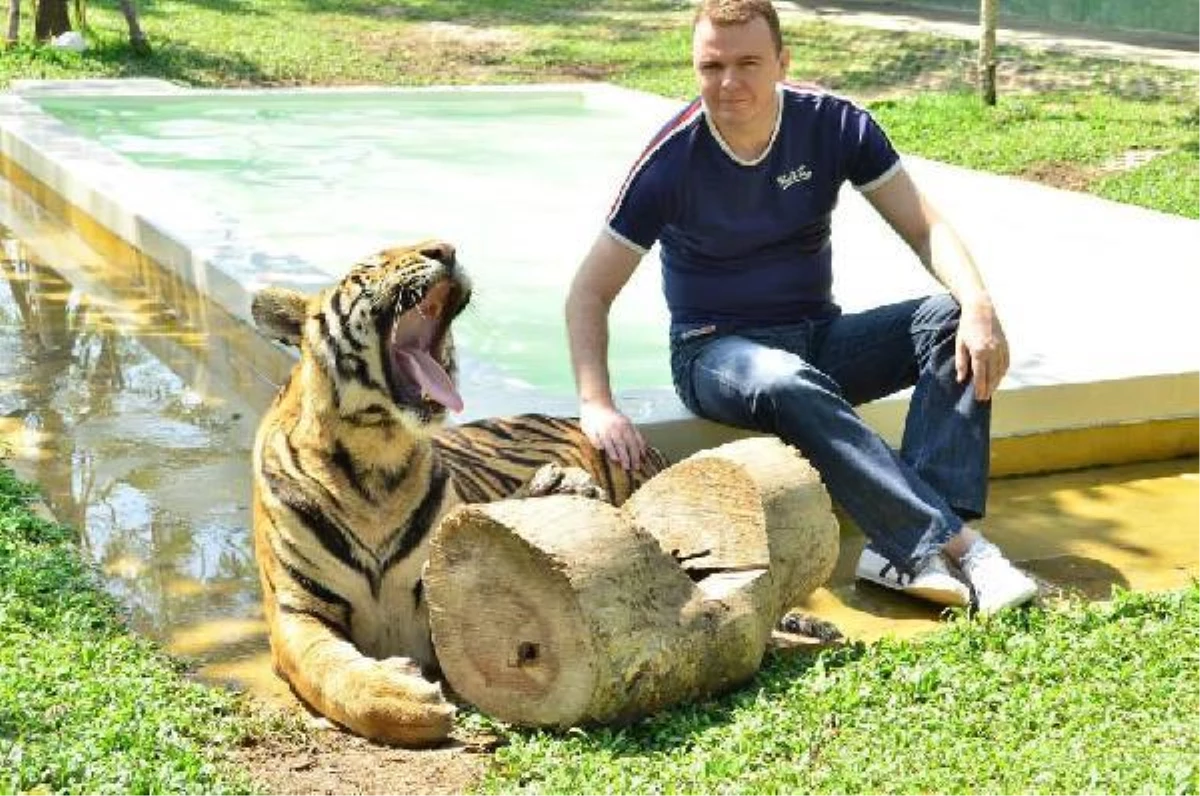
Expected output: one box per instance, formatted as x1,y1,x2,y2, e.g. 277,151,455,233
2,0,1196,217
478,585,1200,794
0,464,255,795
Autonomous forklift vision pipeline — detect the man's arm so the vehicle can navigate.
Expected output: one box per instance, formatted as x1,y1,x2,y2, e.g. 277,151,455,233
863,166,1010,400
565,230,648,469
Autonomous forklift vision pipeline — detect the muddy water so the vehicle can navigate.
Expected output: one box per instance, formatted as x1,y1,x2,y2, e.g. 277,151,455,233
0,222,286,696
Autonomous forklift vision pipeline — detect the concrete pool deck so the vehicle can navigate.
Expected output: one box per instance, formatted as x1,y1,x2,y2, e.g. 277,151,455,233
0,78,1196,476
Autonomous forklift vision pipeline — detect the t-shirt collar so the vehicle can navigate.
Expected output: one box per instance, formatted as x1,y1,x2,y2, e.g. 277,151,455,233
701,83,784,167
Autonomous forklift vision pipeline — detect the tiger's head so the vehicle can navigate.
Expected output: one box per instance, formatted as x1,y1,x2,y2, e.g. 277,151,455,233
251,240,471,427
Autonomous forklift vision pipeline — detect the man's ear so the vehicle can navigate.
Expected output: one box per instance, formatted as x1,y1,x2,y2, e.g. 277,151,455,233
251,287,308,347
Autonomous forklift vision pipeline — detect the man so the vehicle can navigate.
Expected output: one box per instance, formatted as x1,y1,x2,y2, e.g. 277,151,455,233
565,0,1038,613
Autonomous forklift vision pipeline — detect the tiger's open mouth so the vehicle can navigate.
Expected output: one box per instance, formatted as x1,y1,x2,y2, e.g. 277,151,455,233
384,278,466,414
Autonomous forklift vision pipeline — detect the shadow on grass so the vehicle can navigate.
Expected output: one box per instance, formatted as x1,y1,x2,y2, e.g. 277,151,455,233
490,642,870,758
136,0,270,20
79,37,277,86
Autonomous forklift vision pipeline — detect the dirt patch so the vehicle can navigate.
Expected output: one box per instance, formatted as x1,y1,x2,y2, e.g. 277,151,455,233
1017,148,1165,190
232,722,501,795
1017,160,1098,191
355,22,532,82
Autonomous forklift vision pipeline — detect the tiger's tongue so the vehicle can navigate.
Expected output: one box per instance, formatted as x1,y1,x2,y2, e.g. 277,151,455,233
394,348,463,413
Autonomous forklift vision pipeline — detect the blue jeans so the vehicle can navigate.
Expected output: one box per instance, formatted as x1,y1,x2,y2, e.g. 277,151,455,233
669,294,989,576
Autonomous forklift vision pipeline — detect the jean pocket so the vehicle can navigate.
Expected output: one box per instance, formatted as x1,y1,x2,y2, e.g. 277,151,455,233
669,337,709,415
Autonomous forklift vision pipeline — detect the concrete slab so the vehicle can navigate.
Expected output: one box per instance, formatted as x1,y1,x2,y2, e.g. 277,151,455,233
798,455,1199,643
0,79,1196,475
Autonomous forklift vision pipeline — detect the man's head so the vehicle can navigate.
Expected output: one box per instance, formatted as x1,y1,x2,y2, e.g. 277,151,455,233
693,0,783,54
692,0,790,139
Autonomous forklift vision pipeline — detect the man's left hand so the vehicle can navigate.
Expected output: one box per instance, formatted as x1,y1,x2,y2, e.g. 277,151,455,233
955,300,1009,401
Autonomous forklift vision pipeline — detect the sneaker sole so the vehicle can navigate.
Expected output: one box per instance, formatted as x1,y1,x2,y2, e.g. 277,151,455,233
856,571,970,607
975,582,1039,615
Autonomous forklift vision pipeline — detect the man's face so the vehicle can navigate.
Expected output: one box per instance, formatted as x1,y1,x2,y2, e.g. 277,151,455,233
692,15,789,133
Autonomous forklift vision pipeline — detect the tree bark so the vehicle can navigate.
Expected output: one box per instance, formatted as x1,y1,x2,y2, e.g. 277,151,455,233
6,0,19,46
34,0,71,40
979,0,998,105
426,437,839,728
117,0,150,55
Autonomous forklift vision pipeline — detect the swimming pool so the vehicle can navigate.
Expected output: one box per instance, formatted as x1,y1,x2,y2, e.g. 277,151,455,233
3,78,1196,470
24,83,681,403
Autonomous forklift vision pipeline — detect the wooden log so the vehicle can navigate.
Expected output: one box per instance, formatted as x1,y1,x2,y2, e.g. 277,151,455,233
426,495,767,727
679,438,841,617
425,438,839,728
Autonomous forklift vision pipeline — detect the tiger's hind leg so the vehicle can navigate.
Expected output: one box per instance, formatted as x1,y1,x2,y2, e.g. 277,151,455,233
514,462,608,502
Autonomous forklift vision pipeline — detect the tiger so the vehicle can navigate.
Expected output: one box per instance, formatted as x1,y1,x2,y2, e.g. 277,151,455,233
250,240,668,747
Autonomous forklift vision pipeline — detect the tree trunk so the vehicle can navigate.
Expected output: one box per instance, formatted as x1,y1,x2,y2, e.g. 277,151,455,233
117,0,150,55
6,0,19,46
34,0,71,40
979,0,998,105
426,437,839,728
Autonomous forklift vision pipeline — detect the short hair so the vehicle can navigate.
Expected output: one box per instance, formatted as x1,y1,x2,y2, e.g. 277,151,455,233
693,0,784,53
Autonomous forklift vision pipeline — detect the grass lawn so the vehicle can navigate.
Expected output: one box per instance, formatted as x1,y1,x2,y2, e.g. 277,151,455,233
477,585,1199,794
2,0,1197,217
0,464,258,794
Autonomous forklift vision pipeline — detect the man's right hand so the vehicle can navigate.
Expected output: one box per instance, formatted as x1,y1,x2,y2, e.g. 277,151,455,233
579,401,647,471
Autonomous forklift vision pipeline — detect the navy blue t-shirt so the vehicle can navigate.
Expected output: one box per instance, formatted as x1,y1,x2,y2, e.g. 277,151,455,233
607,84,901,326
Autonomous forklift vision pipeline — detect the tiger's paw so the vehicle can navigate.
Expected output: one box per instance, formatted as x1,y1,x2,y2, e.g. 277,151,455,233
340,657,457,747
772,611,846,649
520,463,607,501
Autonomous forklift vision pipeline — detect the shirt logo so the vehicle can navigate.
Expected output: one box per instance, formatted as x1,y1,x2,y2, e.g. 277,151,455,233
776,164,813,190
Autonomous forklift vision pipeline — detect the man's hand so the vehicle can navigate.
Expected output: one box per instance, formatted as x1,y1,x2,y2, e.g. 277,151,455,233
955,299,1009,401
580,401,648,471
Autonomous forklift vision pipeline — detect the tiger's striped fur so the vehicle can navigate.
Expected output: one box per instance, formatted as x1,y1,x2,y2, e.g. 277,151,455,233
251,241,667,747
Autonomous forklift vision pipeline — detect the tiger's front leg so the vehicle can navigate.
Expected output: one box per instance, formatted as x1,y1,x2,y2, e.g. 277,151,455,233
268,608,456,747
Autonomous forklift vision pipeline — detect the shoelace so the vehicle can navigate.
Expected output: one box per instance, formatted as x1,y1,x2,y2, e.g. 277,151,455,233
878,561,912,586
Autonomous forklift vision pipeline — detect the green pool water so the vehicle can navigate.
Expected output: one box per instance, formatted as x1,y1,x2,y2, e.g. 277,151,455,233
36,88,681,398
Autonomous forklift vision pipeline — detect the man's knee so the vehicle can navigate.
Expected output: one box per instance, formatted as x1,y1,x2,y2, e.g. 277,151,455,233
746,362,840,422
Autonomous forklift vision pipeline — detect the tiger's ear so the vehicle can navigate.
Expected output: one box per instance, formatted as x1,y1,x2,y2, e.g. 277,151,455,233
418,240,456,266
251,287,308,347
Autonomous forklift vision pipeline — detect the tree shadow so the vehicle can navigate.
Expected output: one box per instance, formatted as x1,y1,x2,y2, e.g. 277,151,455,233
82,36,276,86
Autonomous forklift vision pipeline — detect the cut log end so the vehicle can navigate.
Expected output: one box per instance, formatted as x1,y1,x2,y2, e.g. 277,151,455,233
426,501,600,726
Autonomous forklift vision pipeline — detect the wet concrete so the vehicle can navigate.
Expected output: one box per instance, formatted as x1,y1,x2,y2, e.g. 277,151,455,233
2,214,1197,710
800,457,1199,642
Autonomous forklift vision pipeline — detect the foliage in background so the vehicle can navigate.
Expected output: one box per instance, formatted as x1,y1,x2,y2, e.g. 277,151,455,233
0,464,255,794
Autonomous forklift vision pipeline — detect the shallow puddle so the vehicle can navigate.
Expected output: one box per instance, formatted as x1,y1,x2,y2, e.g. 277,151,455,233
0,222,278,693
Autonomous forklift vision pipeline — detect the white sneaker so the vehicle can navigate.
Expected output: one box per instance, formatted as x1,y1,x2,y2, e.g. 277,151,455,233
959,540,1039,614
855,546,970,607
